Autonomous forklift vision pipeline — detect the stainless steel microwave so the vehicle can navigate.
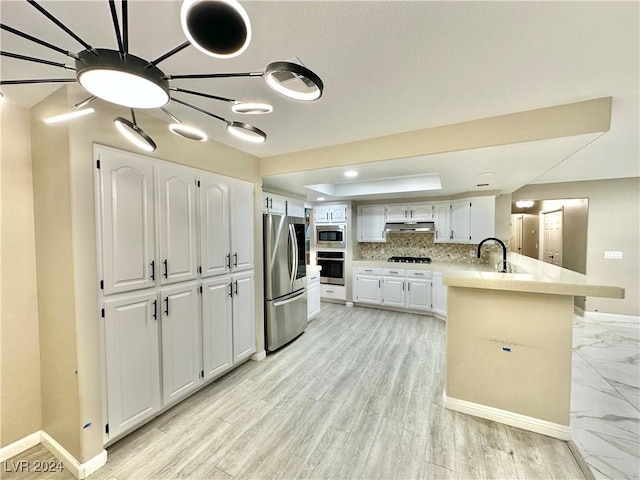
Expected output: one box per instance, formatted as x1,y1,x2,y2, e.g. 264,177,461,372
316,224,346,248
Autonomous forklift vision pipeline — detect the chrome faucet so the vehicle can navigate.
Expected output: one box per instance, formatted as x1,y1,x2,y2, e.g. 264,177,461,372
477,237,508,273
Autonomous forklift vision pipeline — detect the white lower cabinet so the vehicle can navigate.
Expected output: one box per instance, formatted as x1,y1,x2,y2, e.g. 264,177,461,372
232,271,256,363
355,275,382,304
160,283,201,405
104,292,161,439
202,277,233,381
382,277,405,307
307,272,321,320
433,272,448,318
406,279,433,311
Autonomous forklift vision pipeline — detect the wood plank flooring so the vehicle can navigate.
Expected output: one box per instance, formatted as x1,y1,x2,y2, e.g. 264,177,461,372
3,303,590,479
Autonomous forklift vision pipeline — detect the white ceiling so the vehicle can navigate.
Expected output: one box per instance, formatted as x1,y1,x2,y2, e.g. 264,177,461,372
1,1,638,200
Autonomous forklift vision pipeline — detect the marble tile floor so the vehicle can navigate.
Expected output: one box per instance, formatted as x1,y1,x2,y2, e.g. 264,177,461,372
572,312,640,480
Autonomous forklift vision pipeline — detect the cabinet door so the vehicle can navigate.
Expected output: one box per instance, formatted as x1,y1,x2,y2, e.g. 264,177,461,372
434,203,451,243
231,180,254,272
358,205,386,242
314,205,331,224
262,193,287,215
232,271,256,363
287,198,305,218
355,275,382,304
307,284,321,320
160,283,201,405
383,277,406,307
432,272,448,318
98,149,156,295
202,277,233,380
410,203,434,221
407,279,432,311
330,205,347,223
450,200,471,243
158,164,198,284
200,174,230,278
385,205,408,222
104,292,160,439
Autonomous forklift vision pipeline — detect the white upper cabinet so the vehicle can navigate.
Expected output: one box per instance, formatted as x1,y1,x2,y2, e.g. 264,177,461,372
315,204,347,224
434,203,451,243
98,148,156,295
199,173,230,278
469,196,496,243
262,192,287,215
287,198,305,218
409,203,434,221
231,180,255,272
450,200,472,243
357,205,386,242
160,282,201,405
158,163,198,285
433,197,495,244
385,205,409,222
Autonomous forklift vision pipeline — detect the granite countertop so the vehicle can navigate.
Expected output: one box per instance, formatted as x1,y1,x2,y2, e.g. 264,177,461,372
352,254,624,299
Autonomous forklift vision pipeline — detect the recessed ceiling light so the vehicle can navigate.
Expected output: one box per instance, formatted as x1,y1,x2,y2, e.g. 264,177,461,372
316,197,325,201
516,200,535,208
479,172,496,177
344,170,358,178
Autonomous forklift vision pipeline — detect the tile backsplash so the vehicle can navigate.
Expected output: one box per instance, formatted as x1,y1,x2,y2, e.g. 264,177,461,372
355,232,499,264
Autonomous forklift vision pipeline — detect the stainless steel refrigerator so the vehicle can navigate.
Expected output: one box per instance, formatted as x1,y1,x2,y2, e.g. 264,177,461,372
264,214,307,352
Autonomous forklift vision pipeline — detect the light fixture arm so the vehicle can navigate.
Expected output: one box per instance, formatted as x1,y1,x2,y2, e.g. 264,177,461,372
27,0,98,56
74,96,96,109
0,78,77,85
0,23,80,60
108,0,125,57
170,87,235,104
147,41,191,69
160,107,181,124
167,72,263,80
170,97,226,123
122,0,129,54
0,51,75,70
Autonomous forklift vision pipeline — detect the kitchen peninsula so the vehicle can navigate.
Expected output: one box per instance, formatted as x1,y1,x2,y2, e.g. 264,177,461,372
443,253,625,440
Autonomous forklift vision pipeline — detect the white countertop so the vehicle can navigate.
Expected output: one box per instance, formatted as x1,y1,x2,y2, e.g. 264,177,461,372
352,254,625,299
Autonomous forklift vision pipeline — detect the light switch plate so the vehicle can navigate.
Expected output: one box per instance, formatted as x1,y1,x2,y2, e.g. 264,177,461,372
604,251,623,259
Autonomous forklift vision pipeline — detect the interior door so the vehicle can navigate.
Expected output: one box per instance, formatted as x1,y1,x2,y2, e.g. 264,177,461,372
511,214,524,254
542,209,563,266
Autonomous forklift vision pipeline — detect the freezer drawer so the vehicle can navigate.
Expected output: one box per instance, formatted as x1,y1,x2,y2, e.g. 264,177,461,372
266,289,307,352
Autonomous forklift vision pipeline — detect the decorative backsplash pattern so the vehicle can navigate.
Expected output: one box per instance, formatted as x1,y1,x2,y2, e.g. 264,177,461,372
355,232,501,264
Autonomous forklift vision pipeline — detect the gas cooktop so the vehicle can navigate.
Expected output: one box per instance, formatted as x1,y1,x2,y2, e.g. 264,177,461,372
387,256,432,264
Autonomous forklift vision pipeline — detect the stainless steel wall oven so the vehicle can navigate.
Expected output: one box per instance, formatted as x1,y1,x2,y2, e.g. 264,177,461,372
317,251,345,285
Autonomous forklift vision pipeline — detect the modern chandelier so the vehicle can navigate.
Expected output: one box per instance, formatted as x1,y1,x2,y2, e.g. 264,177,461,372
0,0,324,151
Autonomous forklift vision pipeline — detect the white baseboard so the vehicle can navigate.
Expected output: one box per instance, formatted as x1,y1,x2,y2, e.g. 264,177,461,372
250,350,266,361
345,301,354,307
0,431,107,479
585,311,639,323
444,392,572,441
0,431,40,462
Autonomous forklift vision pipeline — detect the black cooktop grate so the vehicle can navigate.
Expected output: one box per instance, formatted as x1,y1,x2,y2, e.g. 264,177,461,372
387,256,432,264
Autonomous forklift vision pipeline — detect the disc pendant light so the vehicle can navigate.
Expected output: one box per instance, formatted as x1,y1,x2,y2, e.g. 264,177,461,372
114,110,157,152
181,0,251,58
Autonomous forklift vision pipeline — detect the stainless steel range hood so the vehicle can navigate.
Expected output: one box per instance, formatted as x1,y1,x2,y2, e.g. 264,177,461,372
385,221,435,233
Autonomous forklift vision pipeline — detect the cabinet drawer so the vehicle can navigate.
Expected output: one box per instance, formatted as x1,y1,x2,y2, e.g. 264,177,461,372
406,269,433,279
355,267,382,275
320,284,346,300
307,272,321,285
383,268,406,277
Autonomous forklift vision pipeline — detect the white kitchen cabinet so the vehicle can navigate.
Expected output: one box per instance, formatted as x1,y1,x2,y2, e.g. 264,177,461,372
432,272,447,318
158,163,198,285
201,277,233,381
307,272,321,320
315,204,347,224
232,271,256,363
320,284,346,301
231,180,255,272
199,173,230,278
469,196,496,243
354,274,382,304
160,282,201,405
357,205,386,242
409,203,434,221
406,279,432,311
434,203,451,243
450,200,472,243
383,277,406,307
287,198,305,218
98,149,156,295
385,204,409,222
262,192,287,215
104,292,161,439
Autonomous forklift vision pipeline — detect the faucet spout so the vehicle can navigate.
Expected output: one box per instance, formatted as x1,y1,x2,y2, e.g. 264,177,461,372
477,237,508,272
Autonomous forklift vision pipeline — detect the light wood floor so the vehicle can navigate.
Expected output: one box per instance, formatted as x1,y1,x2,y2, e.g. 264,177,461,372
4,303,591,480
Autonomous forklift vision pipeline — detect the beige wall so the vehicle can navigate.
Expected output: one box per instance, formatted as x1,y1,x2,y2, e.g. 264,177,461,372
514,178,640,316
26,84,262,463
0,102,42,447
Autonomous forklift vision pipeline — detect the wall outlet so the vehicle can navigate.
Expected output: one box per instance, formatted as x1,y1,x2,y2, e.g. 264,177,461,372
604,251,623,259
469,250,475,257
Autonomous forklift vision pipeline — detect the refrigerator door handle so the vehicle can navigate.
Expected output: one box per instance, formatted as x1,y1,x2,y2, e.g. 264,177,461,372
273,290,306,308
288,223,297,285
